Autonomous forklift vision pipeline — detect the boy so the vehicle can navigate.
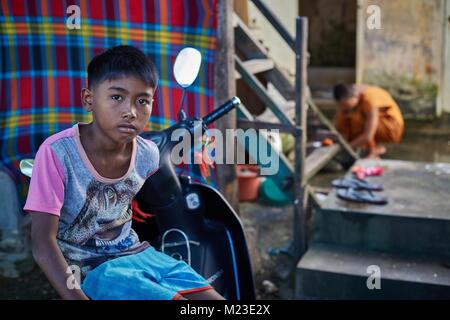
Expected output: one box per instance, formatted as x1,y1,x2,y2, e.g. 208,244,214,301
333,83,404,159
24,45,224,300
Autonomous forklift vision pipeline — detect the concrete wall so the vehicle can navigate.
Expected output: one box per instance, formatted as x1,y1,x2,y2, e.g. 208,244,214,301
359,0,446,118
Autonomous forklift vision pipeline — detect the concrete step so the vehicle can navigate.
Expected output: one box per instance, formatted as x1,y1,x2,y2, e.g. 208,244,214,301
308,67,355,89
310,97,337,121
314,159,450,259
296,244,450,299
314,206,450,260
313,97,336,110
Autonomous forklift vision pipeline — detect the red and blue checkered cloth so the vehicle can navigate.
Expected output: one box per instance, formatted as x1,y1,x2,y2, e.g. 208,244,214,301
0,0,218,202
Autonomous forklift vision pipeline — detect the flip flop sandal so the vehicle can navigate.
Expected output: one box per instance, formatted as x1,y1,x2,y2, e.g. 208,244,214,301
331,177,383,191
337,188,388,205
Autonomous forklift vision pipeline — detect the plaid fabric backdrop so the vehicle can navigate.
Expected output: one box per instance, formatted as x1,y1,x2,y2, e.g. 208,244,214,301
0,0,218,202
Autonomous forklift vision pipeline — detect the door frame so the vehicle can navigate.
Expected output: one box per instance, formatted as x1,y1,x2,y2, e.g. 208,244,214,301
355,0,365,84
440,0,450,116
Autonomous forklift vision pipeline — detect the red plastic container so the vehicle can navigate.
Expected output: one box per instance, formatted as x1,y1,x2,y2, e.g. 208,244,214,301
237,165,261,202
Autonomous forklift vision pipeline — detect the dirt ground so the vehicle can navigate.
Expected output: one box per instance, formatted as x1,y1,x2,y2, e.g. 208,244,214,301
239,202,295,299
0,254,59,299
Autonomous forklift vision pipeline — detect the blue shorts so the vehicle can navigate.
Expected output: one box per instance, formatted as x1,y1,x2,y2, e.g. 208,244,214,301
81,246,213,300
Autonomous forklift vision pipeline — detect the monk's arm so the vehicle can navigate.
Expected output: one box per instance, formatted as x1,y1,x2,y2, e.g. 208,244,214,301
333,110,349,140
350,107,379,150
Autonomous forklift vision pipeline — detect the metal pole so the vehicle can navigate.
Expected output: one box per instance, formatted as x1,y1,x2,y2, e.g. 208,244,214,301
293,17,308,260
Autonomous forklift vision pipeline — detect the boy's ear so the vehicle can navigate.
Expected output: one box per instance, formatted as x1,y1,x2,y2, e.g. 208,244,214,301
81,88,94,112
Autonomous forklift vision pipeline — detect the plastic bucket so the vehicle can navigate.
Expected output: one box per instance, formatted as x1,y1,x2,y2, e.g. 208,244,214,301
237,165,261,202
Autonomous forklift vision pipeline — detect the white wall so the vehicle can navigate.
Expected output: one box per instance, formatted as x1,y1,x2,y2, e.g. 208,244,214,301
359,0,445,118
441,0,450,114
247,0,298,78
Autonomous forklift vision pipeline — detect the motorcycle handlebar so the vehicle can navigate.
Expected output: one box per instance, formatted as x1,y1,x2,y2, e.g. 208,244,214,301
202,96,241,126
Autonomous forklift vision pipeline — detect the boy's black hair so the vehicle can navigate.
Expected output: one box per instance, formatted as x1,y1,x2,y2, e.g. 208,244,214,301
333,83,355,101
87,45,158,89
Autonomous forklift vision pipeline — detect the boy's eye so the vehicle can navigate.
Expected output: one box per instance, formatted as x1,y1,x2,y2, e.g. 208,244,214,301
138,98,150,106
112,95,123,101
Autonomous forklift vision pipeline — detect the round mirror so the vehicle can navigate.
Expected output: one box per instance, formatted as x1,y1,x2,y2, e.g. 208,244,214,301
173,47,202,88
20,159,34,178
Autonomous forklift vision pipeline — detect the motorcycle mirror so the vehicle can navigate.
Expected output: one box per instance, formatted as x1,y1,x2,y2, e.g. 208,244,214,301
173,47,202,121
20,158,34,178
173,47,202,88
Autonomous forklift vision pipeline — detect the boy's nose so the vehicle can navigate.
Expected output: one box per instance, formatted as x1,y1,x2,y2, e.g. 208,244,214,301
122,103,137,119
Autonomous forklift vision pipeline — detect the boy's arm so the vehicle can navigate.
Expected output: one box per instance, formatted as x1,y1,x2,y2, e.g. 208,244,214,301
350,106,379,150
31,212,89,300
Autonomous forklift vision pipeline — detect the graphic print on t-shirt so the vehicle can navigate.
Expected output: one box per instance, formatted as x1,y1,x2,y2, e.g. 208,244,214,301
61,178,139,247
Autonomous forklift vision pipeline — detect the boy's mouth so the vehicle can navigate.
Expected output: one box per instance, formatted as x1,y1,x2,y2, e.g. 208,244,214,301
117,123,137,134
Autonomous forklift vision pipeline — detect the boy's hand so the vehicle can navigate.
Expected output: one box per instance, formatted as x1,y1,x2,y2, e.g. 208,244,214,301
31,212,89,300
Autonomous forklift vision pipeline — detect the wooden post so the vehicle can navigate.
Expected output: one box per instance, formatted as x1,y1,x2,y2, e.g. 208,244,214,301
356,0,365,84
234,0,249,25
439,0,450,116
293,16,308,259
215,0,239,211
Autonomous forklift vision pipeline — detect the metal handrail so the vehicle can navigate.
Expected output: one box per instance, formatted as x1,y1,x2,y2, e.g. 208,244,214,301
250,0,296,51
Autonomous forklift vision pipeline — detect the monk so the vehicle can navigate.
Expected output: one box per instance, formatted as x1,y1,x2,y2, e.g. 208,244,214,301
333,84,404,159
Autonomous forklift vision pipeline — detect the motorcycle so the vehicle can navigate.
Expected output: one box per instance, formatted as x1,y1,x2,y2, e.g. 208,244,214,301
20,47,255,300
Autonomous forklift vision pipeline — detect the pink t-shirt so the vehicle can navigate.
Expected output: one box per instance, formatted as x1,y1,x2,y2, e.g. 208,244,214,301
24,123,159,276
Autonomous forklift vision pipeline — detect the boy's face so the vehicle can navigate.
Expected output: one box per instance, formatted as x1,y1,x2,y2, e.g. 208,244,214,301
338,95,359,112
82,76,155,144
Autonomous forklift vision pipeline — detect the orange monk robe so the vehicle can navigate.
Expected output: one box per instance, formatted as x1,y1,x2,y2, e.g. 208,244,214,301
334,86,404,147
